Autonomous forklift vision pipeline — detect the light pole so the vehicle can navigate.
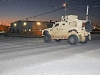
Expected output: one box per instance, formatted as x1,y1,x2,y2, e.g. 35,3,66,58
65,0,67,16
63,0,68,17
63,0,67,16
86,5,89,21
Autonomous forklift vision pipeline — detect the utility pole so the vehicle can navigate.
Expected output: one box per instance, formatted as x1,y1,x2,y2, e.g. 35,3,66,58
86,5,89,21
63,0,67,16
65,0,67,16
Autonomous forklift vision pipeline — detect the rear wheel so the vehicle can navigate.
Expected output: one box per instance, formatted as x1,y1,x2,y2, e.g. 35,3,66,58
44,34,51,43
68,34,79,45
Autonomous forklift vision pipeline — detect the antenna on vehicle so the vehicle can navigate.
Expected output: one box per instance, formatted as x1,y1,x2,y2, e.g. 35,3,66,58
86,5,89,21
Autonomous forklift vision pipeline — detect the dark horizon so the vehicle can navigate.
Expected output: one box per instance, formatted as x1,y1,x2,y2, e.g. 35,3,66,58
0,0,100,26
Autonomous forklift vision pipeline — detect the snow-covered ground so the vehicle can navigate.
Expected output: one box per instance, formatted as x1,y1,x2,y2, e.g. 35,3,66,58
0,34,100,75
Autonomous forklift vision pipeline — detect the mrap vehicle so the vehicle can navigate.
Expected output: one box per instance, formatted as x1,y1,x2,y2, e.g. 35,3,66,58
42,15,92,45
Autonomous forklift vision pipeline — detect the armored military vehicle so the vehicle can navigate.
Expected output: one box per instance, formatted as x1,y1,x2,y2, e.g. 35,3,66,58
42,15,92,45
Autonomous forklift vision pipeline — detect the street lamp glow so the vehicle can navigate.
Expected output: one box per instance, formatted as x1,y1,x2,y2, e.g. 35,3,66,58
24,22,27,26
37,22,41,26
29,29,31,31
14,23,17,27
63,3,66,7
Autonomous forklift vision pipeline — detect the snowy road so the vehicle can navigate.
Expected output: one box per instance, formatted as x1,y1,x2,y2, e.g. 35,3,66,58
0,35,100,75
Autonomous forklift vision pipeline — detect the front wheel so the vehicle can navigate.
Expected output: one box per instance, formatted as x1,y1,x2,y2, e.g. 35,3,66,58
68,34,79,45
44,34,51,43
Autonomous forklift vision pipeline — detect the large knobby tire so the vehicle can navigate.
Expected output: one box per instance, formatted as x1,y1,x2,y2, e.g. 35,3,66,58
44,34,51,43
55,39,62,42
68,34,79,45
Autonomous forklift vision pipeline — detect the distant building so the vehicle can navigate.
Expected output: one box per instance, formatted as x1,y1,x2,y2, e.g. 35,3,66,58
10,20,54,36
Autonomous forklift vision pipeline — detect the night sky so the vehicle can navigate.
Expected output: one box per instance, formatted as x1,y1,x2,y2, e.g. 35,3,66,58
0,0,100,26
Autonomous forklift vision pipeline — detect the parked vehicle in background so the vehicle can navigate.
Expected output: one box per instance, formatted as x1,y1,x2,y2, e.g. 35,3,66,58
0,31,5,36
0,31,5,33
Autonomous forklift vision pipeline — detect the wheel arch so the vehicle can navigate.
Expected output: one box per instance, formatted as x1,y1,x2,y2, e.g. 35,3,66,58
68,29,78,33
68,29,78,37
